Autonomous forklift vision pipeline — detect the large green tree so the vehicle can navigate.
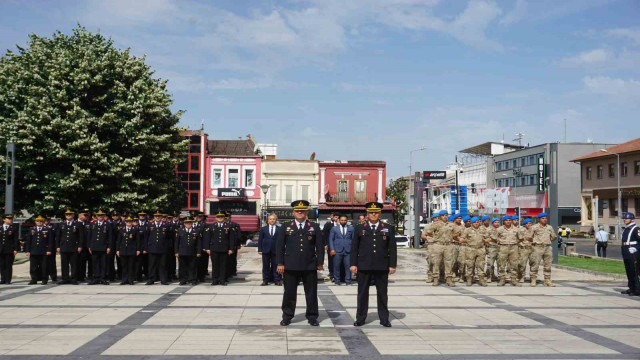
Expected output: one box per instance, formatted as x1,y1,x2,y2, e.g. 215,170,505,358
0,26,188,215
387,177,409,226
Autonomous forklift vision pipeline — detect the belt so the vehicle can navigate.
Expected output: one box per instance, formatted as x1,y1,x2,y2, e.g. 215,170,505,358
519,243,532,247
458,243,468,247
533,243,551,247
438,242,451,245
500,243,517,246
623,241,638,246
487,243,499,247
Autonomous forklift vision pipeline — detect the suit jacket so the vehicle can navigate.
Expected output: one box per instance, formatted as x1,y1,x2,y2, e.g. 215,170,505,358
88,221,113,251
329,224,355,254
175,227,201,256
145,221,171,254
0,224,19,254
57,220,82,252
25,226,53,255
117,226,140,256
205,222,237,253
258,225,279,254
322,222,335,247
276,220,324,271
350,222,397,271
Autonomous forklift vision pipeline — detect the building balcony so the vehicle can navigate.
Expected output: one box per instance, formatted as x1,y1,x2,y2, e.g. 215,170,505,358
323,192,379,204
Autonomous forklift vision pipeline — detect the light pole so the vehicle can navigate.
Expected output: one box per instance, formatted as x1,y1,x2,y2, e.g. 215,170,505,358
601,149,621,239
409,146,426,246
409,146,426,177
259,184,272,226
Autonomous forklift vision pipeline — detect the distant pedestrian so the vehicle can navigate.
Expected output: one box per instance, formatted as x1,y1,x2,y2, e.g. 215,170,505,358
595,226,609,258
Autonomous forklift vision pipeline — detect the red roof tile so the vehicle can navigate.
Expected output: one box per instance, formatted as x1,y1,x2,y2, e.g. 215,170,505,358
571,138,640,162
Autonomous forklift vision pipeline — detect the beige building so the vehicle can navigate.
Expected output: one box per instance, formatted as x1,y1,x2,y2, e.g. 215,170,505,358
571,138,640,236
260,159,319,222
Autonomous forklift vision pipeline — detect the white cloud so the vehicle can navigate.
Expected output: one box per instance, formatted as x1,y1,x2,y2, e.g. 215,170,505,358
606,27,640,45
500,0,526,25
560,48,640,71
561,48,611,66
583,76,640,102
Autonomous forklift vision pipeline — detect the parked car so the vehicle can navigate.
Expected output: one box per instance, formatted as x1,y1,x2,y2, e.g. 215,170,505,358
395,235,410,248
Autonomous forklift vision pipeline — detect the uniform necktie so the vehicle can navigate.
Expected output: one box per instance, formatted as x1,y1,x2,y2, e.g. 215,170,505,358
371,224,376,232
37,227,41,232
3,225,7,231
299,223,303,230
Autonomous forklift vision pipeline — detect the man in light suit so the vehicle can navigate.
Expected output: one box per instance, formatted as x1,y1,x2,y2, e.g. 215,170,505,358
329,214,354,285
258,213,281,286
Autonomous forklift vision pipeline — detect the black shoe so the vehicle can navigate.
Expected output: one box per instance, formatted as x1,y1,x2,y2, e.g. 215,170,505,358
161,282,170,285
41,281,48,285
128,281,135,285
345,282,352,286
381,321,392,328
57,280,68,285
71,280,79,285
0,281,6,284
179,281,187,285
354,321,364,327
275,282,282,286
145,281,154,285
102,281,110,285
190,281,197,285
334,282,341,286
621,289,632,294
308,319,319,326
280,319,291,326
120,282,127,285
260,282,268,286
211,281,219,286
221,282,228,286
52,278,57,282
28,280,37,285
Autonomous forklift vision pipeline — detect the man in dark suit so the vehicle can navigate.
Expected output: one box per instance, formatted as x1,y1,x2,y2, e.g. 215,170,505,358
0,214,19,284
44,214,58,282
87,210,113,285
25,215,53,285
56,209,82,284
175,217,201,285
276,200,324,327
329,214,355,285
351,202,397,327
258,213,281,286
116,216,140,285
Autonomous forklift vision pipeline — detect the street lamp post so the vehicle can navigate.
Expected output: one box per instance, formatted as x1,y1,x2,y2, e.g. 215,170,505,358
259,184,272,226
601,149,621,239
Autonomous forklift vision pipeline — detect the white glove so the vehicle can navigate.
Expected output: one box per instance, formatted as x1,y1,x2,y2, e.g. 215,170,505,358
630,247,637,254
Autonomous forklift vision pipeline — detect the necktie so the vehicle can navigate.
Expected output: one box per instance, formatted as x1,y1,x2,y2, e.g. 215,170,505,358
38,227,41,232
3,226,7,231
270,226,274,237
299,223,303,230
371,224,376,232
342,226,346,236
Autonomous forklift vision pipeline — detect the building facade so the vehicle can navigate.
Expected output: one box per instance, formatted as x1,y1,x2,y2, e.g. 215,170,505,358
261,159,319,223
204,136,262,232
318,161,392,224
177,130,207,212
571,138,640,236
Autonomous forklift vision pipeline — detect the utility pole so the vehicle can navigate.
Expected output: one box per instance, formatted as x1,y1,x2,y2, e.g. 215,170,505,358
5,143,15,215
454,156,460,213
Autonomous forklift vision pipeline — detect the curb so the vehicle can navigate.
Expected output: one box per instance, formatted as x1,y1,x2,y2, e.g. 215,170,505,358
552,264,626,281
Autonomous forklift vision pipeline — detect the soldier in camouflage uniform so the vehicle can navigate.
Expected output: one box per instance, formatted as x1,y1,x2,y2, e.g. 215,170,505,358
460,217,487,286
530,213,557,287
421,212,441,283
516,218,534,283
484,217,500,283
495,215,519,286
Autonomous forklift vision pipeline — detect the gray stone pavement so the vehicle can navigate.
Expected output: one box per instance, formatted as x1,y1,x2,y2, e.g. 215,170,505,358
0,248,637,358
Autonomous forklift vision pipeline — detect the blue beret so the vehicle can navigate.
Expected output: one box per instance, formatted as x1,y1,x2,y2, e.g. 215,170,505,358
471,216,480,222
522,219,531,225
502,215,511,221
537,212,548,218
511,215,520,220
481,215,490,221
491,218,500,223
463,215,471,222
440,210,449,216
431,212,439,219
447,215,454,221
452,213,462,220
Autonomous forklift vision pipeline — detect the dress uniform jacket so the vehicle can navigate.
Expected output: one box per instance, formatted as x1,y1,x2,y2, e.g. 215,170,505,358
117,226,140,256
145,221,171,254
25,227,53,255
206,223,237,253
350,222,397,271
87,222,113,251
0,224,19,254
621,223,640,260
175,228,201,256
57,220,82,252
276,220,324,271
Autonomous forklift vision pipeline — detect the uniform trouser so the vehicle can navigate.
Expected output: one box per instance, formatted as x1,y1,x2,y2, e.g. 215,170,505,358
29,255,47,282
465,247,486,281
178,255,197,283
107,251,116,280
333,253,351,283
597,242,607,258
0,253,14,283
530,244,552,280
197,251,209,280
430,243,453,280
148,253,168,283
517,245,533,280
327,248,334,276
426,244,433,279
47,252,57,280
356,270,389,323
136,253,148,280
262,252,280,283
485,245,499,279
116,256,122,279
120,255,136,284
227,251,238,277
456,245,467,278
451,244,460,276
211,252,228,283
167,250,177,279
623,258,640,292
78,248,92,281
92,251,107,281
60,252,78,281
281,270,318,322
498,244,519,281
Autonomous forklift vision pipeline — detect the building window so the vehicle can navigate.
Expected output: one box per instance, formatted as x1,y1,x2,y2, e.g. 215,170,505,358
244,168,254,188
354,180,367,202
269,185,277,202
622,198,629,213
228,169,239,187
189,155,200,171
597,165,603,179
284,185,293,203
621,162,628,177
586,167,592,180
212,169,222,187
635,161,640,176
609,198,617,217
635,198,640,217
189,192,199,209
300,185,309,202
608,163,615,178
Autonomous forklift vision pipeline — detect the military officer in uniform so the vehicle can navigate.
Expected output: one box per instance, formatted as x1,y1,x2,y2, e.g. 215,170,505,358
88,210,113,285
225,211,241,280
276,200,324,326
136,211,149,281
530,212,557,287
109,210,123,281
25,215,53,285
205,210,236,285
175,217,201,285
77,209,92,282
56,209,82,284
43,214,58,282
144,211,171,285
516,218,534,283
116,216,140,285
620,212,640,295
0,214,19,284
460,217,487,286
195,211,209,282
351,202,396,327
166,212,179,281
449,214,465,283
495,215,519,286
485,217,500,283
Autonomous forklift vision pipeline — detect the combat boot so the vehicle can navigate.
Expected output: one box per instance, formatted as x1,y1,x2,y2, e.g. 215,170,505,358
511,278,520,287
446,278,456,287
458,275,465,283
498,278,506,286
478,277,488,287
544,279,555,287
519,277,525,283
486,276,492,284
466,279,473,286
432,278,439,287
531,278,537,287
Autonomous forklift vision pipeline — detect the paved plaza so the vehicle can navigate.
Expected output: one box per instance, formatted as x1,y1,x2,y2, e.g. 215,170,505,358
0,248,637,359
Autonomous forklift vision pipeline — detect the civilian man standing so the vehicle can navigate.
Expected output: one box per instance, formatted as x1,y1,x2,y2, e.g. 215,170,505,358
276,200,324,326
258,214,281,286
329,214,354,285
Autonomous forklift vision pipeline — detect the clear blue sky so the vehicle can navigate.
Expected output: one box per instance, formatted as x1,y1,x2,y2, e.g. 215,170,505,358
1,0,638,178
